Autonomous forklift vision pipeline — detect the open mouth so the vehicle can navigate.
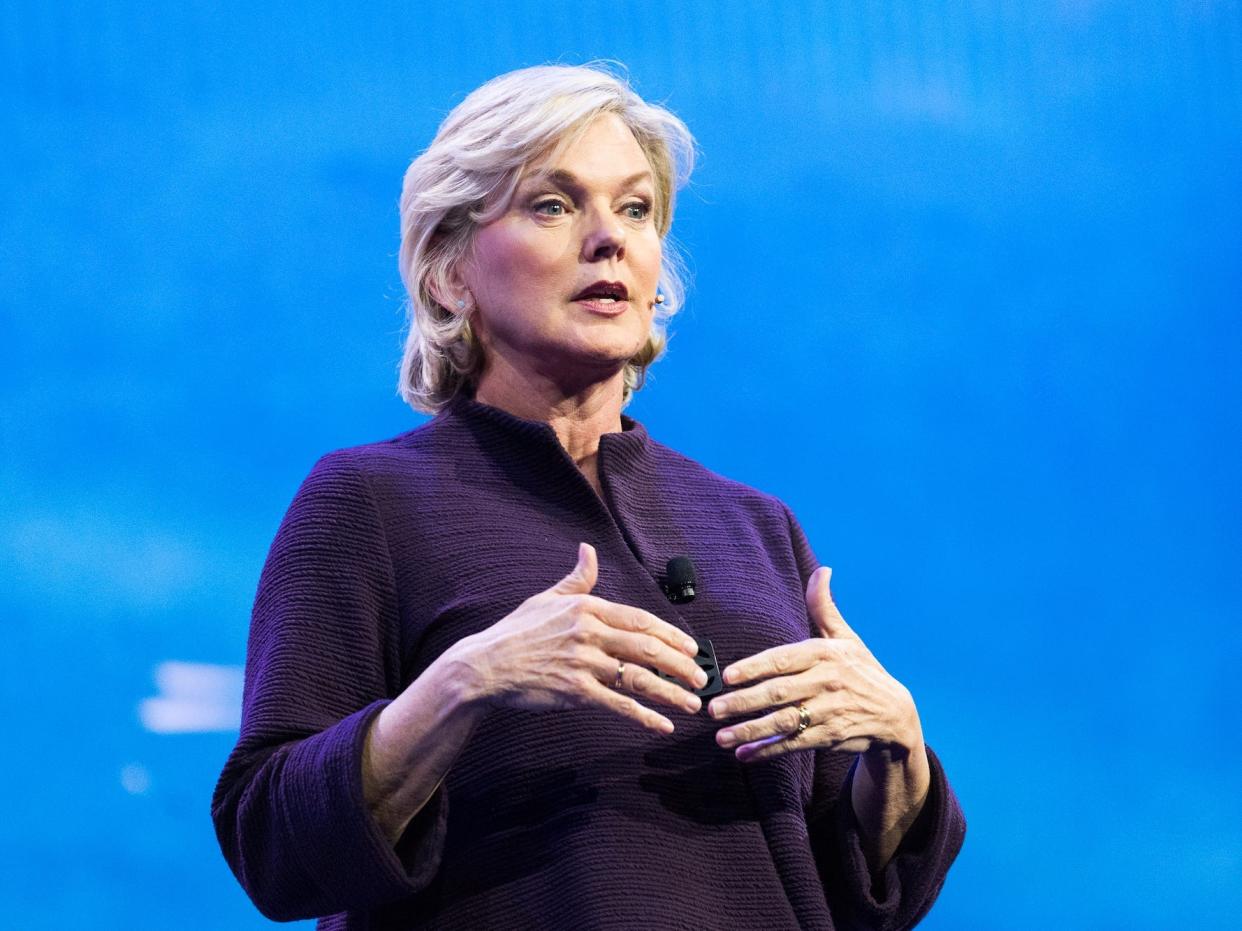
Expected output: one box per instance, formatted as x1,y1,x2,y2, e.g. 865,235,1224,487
571,281,629,303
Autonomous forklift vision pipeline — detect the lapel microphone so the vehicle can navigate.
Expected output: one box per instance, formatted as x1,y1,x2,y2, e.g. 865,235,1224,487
662,555,697,604
658,555,722,701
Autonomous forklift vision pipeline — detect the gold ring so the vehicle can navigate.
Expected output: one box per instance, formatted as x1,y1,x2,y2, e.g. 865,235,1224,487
614,661,626,689
794,703,811,736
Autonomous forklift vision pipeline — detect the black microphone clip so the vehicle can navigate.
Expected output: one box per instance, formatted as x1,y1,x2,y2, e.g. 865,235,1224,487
656,556,722,701
662,555,697,604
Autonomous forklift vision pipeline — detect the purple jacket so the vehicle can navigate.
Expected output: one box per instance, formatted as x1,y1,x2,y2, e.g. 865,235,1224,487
211,395,966,929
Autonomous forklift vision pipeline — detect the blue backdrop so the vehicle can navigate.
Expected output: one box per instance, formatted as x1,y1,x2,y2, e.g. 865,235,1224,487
3,3,1239,928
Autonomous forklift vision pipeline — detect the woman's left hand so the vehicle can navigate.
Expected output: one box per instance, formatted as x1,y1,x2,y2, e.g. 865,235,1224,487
707,566,924,766
710,566,932,870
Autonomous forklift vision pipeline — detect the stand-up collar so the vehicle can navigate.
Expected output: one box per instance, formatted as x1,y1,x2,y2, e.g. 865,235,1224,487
441,393,653,467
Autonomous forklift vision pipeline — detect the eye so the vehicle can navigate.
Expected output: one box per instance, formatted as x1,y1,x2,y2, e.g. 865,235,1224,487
532,198,568,217
623,200,651,221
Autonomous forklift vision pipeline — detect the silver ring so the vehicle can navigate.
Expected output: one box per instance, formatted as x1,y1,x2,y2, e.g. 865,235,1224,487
614,661,626,689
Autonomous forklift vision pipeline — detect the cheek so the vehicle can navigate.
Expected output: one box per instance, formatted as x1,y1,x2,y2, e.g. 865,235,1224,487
472,225,560,299
477,244,530,298
504,239,574,300
635,237,663,287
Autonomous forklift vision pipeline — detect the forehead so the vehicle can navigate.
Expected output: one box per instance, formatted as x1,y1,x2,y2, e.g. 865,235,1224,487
524,112,653,186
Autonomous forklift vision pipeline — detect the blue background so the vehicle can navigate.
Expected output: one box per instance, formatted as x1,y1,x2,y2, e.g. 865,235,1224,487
3,2,1239,928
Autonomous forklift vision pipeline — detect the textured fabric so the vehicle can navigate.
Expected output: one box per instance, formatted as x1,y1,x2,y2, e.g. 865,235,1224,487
211,395,966,929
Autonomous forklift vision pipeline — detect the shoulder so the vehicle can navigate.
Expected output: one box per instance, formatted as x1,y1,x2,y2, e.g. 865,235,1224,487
642,435,821,587
267,419,463,560
302,415,463,495
635,439,799,553
645,436,789,518
265,422,456,548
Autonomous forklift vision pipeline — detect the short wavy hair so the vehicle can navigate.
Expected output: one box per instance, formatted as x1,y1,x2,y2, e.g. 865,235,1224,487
396,63,696,414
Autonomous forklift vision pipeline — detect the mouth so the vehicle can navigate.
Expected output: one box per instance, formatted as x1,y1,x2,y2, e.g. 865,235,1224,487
570,280,629,304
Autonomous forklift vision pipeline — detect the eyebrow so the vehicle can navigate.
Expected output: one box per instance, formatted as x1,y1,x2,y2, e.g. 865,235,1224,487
520,168,654,193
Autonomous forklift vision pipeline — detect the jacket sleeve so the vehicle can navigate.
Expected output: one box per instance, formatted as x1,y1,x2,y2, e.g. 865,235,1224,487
783,503,967,930
210,451,448,921
810,745,966,930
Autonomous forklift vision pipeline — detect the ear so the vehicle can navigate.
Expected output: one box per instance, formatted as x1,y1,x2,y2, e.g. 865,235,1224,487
425,258,473,316
426,281,470,316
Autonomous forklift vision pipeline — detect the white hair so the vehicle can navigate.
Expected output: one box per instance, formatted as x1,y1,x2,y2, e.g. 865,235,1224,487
396,63,696,413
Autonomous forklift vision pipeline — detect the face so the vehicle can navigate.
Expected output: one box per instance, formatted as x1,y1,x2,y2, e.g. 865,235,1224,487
461,112,663,393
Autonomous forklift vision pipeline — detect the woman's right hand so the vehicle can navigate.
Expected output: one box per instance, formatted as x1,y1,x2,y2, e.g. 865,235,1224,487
453,542,708,733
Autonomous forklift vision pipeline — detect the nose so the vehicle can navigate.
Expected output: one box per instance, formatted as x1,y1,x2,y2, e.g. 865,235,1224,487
580,205,625,262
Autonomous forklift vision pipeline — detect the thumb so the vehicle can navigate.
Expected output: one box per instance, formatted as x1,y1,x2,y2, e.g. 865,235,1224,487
550,542,598,595
808,566,856,640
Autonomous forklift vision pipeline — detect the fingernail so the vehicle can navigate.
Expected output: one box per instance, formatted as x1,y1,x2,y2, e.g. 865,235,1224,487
695,669,708,688
710,700,728,718
683,636,698,654
684,695,701,713
717,728,735,746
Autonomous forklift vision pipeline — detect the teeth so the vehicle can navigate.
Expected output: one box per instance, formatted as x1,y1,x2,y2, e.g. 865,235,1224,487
598,297,616,303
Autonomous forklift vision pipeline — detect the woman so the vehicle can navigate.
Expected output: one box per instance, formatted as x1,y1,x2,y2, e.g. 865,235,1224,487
212,64,965,930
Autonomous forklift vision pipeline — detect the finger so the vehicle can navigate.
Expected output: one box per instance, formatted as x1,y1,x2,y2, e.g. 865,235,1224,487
721,639,837,687
611,655,703,714
549,542,598,596
601,629,708,696
715,702,806,750
808,566,858,640
738,731,873,763
728,694,876,761
580,675,676,735
585,595,699,657
707,666,824,720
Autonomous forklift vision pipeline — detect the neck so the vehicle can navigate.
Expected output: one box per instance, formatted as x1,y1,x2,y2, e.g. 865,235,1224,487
473,357,626,490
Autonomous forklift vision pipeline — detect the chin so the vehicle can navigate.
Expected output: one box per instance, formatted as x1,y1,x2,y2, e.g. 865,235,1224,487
548,342,643,386
586,337,649,369
565,323,646,356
